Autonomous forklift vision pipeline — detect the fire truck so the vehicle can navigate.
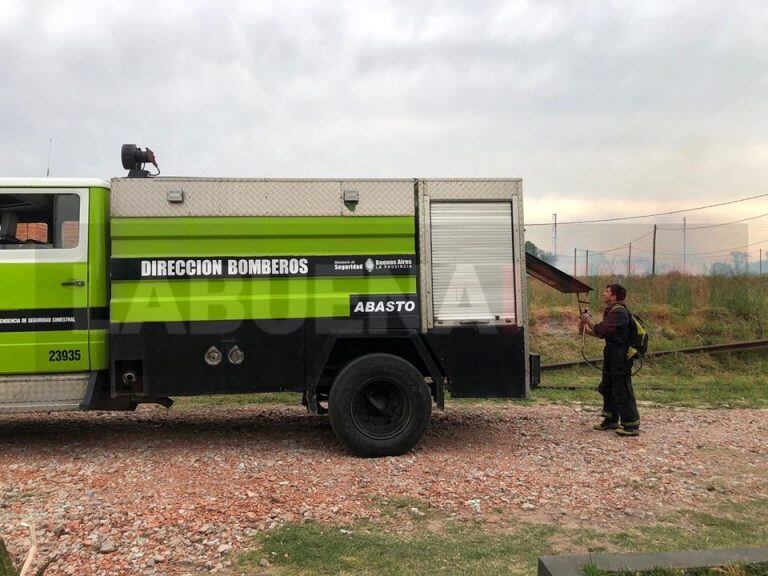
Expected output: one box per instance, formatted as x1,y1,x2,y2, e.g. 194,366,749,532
0,145,557,456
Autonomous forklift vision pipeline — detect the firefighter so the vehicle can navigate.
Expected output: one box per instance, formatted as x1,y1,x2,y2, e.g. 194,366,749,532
579,283,640,436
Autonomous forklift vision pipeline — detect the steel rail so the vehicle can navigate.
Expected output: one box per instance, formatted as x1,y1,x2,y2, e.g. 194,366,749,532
540,338,768,372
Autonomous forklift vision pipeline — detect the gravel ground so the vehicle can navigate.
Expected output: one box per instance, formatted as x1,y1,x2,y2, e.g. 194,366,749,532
1,403,766,575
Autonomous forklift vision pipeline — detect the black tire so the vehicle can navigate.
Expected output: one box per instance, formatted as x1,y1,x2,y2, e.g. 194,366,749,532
328,353,432,457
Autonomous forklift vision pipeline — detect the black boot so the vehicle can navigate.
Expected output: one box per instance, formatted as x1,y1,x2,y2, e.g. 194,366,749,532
593,412,619,431
615,420,640,436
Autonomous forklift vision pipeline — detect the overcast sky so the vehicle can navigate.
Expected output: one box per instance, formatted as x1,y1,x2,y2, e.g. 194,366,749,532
1,0,767,245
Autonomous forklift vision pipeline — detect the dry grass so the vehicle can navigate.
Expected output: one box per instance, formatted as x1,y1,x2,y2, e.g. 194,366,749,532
528,274,768,364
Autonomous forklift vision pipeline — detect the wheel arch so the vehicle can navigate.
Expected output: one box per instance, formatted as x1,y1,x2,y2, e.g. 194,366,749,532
305,333,444,414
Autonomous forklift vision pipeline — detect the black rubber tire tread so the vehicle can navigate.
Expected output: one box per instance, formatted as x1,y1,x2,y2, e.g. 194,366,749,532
328,353,432,457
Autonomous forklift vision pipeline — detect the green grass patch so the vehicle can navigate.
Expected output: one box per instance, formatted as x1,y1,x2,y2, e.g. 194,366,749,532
534,351,768,408
606,500,768,553
239,521,558,576
234,499,768,576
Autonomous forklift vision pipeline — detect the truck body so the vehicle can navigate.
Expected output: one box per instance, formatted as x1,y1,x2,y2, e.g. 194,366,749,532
0,176,531,455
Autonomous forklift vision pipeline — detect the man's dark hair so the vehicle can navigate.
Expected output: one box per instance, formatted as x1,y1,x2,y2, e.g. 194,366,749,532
606,283,627,301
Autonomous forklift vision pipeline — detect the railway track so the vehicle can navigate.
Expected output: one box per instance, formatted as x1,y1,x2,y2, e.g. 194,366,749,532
540,338,768,372
534,339,768,390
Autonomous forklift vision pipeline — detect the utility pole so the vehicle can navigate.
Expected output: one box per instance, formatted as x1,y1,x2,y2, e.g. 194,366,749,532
760,248,763,275
627,242,632,277
552,213,557,263
46,138,53,177
573,248,577,276
585,249,589,277
683,217,687,274
652,224,657,276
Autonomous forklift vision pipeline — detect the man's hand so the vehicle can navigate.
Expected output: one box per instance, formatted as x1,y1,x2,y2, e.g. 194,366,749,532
579,310,595,336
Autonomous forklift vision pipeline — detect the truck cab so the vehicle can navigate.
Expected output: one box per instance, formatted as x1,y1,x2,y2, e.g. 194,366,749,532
0,179,109,411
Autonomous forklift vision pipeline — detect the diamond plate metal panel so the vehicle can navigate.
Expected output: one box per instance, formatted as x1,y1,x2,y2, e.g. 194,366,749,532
422,179,522,201
340,180,415,216
0,372,89,412
111,178,415,218
417,181,433,332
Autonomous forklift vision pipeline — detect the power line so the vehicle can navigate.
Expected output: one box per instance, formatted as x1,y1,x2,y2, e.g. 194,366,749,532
586,230,655,256
634,237,768,257
524,191,768,226
530,210,768,262
657,211,768,231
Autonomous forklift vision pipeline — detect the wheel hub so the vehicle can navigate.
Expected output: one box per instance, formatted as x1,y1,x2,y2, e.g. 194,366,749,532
351,378,413,440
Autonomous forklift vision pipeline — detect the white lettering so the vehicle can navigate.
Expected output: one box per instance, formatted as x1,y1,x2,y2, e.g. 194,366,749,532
141,261,152,277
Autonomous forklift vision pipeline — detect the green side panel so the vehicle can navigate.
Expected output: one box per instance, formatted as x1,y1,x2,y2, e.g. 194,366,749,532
110,216,415,257
88,188,109,308
88,187,110,370
110,215,417,324
111,276,417,323
0,331,90,374
89,329,108,371
1,262,88,308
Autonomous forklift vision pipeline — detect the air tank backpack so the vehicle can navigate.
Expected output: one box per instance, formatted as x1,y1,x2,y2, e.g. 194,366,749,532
617,305,649,360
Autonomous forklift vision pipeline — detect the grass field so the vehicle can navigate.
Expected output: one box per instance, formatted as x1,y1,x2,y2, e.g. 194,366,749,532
234,497,768,575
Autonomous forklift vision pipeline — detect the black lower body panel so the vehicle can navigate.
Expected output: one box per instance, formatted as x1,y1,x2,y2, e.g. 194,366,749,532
111,320,305,396
110,316,524,399
422,326,526,398
110,314,419,397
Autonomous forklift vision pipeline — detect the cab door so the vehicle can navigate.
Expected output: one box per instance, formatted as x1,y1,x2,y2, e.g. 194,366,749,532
0,187,90,374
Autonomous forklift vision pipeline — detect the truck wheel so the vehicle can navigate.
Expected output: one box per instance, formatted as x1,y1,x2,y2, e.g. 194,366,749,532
328,353,432,457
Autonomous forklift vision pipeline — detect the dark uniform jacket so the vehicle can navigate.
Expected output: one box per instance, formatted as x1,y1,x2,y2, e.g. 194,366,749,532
593,302,631,349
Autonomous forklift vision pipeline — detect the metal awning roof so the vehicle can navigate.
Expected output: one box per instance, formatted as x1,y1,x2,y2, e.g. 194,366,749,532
525,253,593,294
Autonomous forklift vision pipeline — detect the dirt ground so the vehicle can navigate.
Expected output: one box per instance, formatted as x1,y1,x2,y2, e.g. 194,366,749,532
1,403,766,575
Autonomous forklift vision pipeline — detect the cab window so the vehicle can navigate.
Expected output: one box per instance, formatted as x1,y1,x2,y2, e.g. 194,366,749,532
0,193,80,250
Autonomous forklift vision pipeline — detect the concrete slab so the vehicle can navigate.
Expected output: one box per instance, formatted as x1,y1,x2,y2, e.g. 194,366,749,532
538,547,768,576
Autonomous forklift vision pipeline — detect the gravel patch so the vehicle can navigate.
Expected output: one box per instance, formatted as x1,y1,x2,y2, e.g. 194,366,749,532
1,403,766,575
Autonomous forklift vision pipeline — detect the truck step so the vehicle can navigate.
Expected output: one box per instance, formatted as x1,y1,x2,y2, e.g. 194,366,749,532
0,373,90,413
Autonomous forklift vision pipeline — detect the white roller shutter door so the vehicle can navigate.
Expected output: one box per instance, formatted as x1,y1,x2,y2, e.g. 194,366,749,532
430,202,516,325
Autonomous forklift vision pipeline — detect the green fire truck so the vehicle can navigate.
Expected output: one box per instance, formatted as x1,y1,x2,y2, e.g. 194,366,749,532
0,146,537,456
